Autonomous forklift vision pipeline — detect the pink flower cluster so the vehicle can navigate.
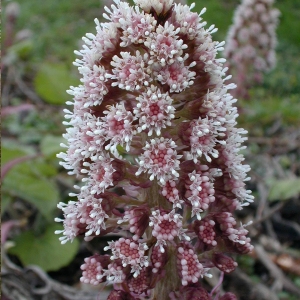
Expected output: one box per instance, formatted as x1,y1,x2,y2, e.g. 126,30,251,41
224,0,280,98
56,0,254,298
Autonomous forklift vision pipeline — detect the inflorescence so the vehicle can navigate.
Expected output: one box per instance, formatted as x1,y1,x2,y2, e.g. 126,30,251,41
56,0,254,298
224,0,280,98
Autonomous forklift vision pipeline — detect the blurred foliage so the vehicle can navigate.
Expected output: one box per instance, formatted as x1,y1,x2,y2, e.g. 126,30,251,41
2,0,102,64
3,108,64,144
34,63,79,105
268,178,300,202
9,224,80,272
262,43,300,96
275,0,300,47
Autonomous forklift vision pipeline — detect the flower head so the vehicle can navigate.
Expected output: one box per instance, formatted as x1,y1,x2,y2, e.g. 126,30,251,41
134,85,175,136
107,51,151,91
104,237,149,277
150,209,188,252
102,102,135,151
136,137,181,184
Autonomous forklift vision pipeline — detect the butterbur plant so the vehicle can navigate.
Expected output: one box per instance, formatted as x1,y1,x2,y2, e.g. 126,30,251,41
56,0,254,299
224,0,280,98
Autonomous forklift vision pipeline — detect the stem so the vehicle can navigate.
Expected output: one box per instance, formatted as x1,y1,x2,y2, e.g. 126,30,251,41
210,271,224,297
144,179,180,299
147,179,171,210
145,179,173,243
152,245,180,300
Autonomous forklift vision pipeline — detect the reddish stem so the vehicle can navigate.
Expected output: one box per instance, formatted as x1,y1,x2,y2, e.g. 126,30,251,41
210,271,224,298
1,155,38,180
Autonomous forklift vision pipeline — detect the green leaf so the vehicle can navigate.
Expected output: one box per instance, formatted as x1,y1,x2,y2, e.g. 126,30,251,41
32,160,58,177
8,224,79,272
295,277,300,288
1,193,12,215
8,40,34,60
116,144,126,155
34,63,78,105
2,142,59,219
40,134,65,158
3,162,59,220
268,178,300,201
1,141,35,165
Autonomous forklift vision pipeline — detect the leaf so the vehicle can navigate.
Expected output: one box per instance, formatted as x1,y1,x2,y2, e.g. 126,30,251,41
2,141,59,219
1,193,12,216
2,161,59,220
40,134,66,158
31,160,58,177
1,155,36,179
268,178,300,201
9,40,34,59
34,63,78,105
1,141,35,165
8,224,79,272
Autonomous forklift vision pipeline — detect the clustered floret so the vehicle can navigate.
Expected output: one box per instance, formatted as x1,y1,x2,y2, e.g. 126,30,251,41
56,0,254,298
80,254,110,285
135,137,181,184
197,219,217,246
177,243,210,286
134,85,175,136
104,238,149,277
184,165,221,220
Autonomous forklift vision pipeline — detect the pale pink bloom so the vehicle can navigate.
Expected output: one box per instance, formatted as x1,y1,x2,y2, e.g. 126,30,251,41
55,201,82,244
127,267,152,296
134,0,173,15
117,206,150,240
156,60,196,93
150,209,189,252
161,180,183,208
119,9,157,47
104,238,149,277
136,137,181,184
145,22,187,66
185,166,221,220
102,261,126,283
150,244,168,274
81,154,115,195
77,194,109,236
171,3,203,39
134,85,175,136
106,51,151,91
101,102,135,151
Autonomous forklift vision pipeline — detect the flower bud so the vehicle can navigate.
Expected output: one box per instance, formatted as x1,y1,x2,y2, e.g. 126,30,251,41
212,253,238,273
219,292,238,300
